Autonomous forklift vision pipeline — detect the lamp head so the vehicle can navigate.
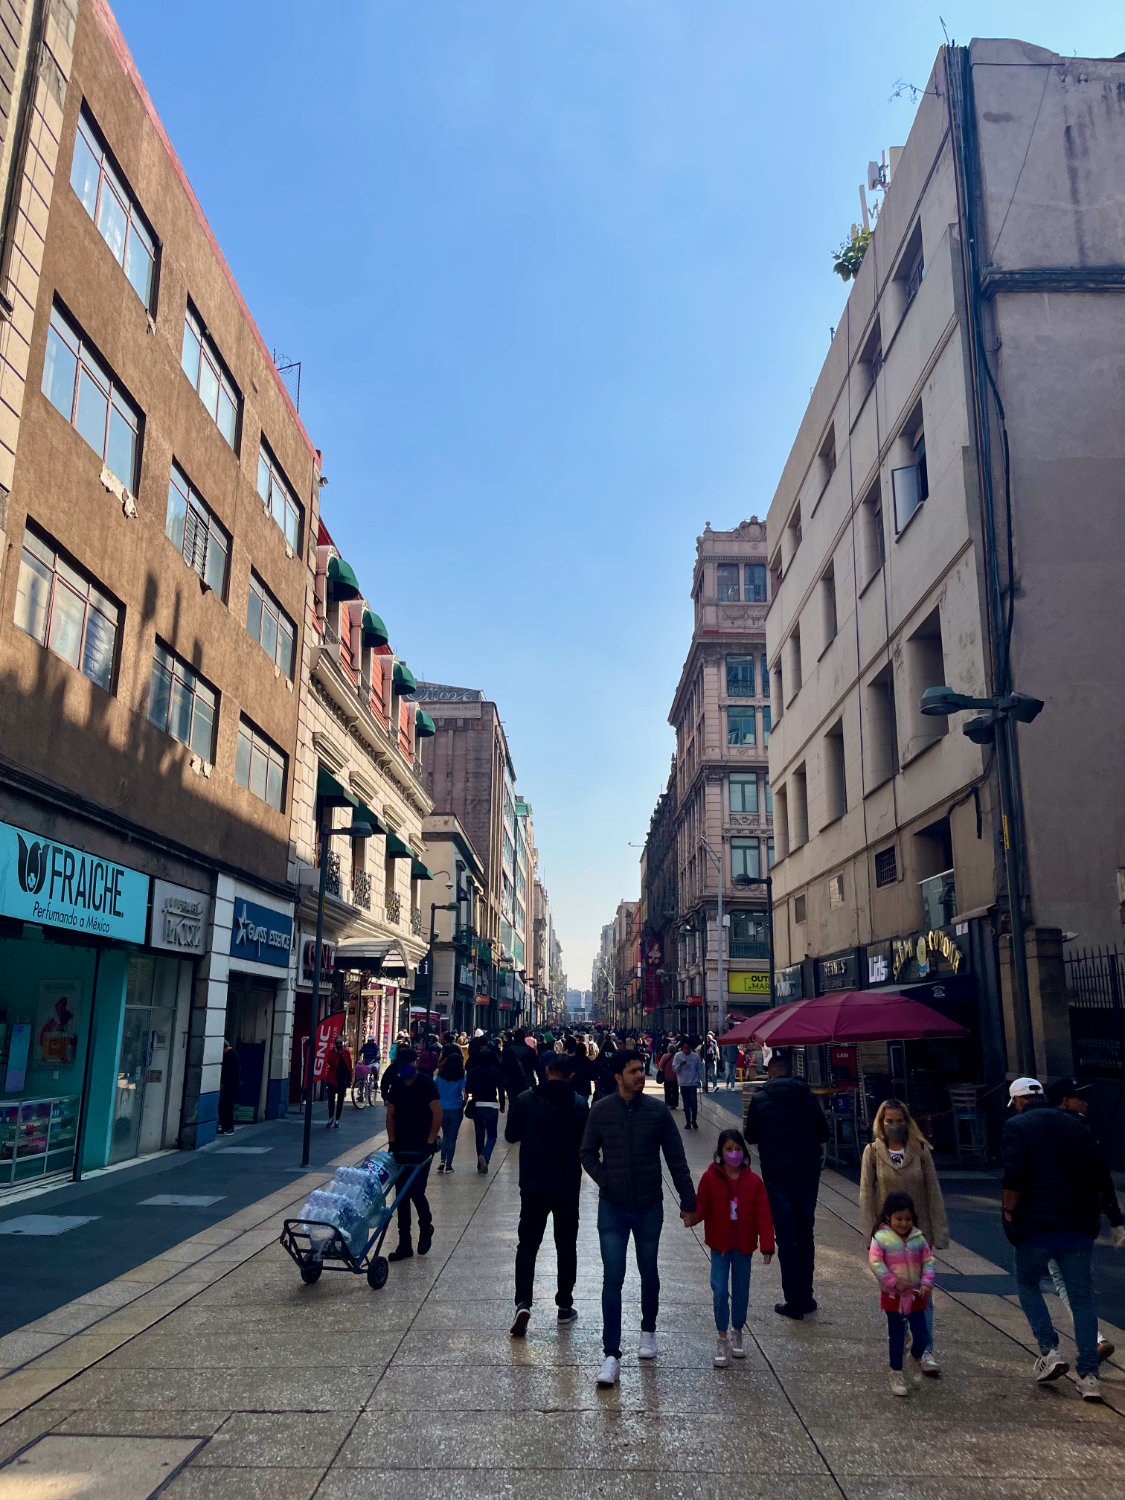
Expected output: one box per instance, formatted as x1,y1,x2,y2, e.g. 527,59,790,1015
920,686,968,717
348,819,375,840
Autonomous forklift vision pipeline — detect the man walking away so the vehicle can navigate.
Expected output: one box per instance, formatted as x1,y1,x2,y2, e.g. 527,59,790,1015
722,1044,739,1088
657,1041,679,1112
673,1040,704,1129
506,1052,588,1336
465,1041,505,1173
743,1049,829,1319
218,1040,240,1136
581,1050,697,1389
1003,1076,1111,1400
385,1046,442,1261
502,1028,538,1102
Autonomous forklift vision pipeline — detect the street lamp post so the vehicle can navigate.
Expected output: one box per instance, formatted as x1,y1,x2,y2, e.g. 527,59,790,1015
302,812,374,1169
920,685,1043,1074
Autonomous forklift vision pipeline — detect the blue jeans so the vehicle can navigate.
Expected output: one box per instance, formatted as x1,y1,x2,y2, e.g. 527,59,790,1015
440,1109,463,1168
887,1308,931,1371
472,1107,498,1162
1014,1232,1098,1377
597,1199,663,1357
710,1249,753,1332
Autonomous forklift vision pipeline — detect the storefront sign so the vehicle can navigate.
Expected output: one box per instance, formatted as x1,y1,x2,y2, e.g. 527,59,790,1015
728,972,770,995
685,995,704,1007
888,928,967,983
301,938,337,983
0,818,149,942
775,964,804,1001
815,951,859,994
150,880,209,956
867,941,892,985
230,898,293,968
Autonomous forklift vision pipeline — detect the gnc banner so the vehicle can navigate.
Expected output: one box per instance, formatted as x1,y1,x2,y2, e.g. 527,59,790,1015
312,1011,345,1083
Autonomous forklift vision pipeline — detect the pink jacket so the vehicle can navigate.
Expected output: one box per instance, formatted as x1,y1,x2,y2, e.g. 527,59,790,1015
868,1225,936,1312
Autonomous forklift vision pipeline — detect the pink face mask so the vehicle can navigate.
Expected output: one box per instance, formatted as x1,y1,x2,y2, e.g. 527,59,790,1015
723,1150,744,1167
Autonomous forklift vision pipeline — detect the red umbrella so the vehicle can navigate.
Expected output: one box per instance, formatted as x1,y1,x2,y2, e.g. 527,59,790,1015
715,1017,763,1045
727,990,969,1047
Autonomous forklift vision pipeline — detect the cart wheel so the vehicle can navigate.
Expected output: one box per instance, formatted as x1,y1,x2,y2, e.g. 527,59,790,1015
367,1255,389,1290
300,1264,322,1285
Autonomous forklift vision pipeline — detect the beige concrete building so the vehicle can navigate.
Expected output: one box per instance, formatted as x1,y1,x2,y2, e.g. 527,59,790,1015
765,40,1125,1131
416,811,484,1037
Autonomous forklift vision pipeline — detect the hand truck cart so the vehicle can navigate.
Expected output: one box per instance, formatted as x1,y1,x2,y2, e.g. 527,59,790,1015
280,1148,432,1290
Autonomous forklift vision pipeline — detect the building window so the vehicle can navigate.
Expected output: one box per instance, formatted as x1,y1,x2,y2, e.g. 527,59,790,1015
824,719,847,823
790,764,809,848
903,235,925,305
257,441,302,550
165,463,230,597
247,571,297,678
726,654,754,697
14,524,119,690
787,503,802,559
766,836,775,867
865,663,898,787
874,846,897,887
793,893,807,924
744,563,767,602
762,705,771,745
862,481,885,580
904,607,947,751
729,774,758,814
787,626,802,699
70,107,157,307
820,563,837,647
731,838,761,882
892,419,929,532
181,304,240,448
716,563,739,601
235,716,287,811
727,708,756,747
148,642,217,760
729,909,768,958
41,303,141,489
818,427,836,489
764,779,773,814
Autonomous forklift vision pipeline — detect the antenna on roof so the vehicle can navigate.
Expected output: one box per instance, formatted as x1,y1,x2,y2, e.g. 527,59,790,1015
272,350,302,412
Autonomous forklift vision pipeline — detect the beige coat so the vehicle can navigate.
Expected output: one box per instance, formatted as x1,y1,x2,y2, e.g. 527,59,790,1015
858,1139,949,1250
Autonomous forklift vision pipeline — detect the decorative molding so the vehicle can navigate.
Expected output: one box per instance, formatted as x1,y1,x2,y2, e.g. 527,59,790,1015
312,730,348,775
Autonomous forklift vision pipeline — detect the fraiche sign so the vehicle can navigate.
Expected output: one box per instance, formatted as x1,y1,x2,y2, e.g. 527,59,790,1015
0,819,148,942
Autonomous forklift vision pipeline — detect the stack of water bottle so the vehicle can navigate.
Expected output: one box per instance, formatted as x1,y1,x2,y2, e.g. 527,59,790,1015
296,1150,399,1259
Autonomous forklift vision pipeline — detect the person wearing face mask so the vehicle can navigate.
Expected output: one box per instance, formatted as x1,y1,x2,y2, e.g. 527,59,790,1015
685,1129,775,1367
859,1099,949,1375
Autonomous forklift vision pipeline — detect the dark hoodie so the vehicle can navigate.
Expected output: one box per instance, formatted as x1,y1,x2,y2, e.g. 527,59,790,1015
505,1079,588,1192
742,1074,830,1182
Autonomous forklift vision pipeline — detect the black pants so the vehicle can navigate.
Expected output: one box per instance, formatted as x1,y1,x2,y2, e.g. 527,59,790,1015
217,1087,236,1134
515,1188,580,1309
663,1077,679,1110
326,1083,347,1122
681,1085,699,1126
395,1158,433,1246
764,1174,819,1311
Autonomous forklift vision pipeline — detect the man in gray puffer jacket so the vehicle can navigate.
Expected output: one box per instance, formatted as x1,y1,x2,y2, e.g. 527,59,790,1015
580,1050,697,1390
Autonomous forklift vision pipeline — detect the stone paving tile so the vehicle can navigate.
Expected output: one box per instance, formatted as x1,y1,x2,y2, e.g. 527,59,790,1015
192,1410,357,1467
96,1329,402,1371
51,1409,229,1437
160,1466,325,1500
31,1364,385,1412
840,1481,1125,1500
811,1421,1125,1477
0,1329,65,1366
0,1406,69,1464
388,1327,734,1366
318,1474,842,1500
2,1433,202,1499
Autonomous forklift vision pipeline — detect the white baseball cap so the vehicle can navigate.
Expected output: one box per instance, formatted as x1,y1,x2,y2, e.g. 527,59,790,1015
473,1028,484,1038
1008,1076,1045,1106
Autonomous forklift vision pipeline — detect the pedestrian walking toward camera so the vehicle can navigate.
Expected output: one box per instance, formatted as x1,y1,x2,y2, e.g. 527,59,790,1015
581,1050,697,1389
869,1191,936,1398
465,1040,505,1173
435,1046,466,1173
685,1128,774,1367
1003,1076,1110,1400
217,1040,240,1135
859,1099,948,1375
325,1035,352,1128
385,1045,442,1261
506,1051,588,1337
673,1039,704,1129
743,1049,829,1319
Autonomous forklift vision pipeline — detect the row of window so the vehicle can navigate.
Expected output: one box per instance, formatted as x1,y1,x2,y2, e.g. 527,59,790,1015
65,105,304,549
13,524,288,812
716,563,768,603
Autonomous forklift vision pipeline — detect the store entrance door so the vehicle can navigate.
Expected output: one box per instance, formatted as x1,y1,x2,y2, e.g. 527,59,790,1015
110,956,192,1166
226,975,276,1121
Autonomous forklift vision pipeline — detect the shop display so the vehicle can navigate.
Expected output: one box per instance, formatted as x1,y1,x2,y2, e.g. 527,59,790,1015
0,1094,81,1185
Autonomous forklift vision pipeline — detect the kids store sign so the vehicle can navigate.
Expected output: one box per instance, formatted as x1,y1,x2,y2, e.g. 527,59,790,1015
0,819,149,942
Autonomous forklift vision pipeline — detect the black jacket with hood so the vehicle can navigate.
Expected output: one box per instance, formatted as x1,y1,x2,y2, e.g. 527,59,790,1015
742,1075,830,1183
1001,1096,1106,1243
505,1080,588,1192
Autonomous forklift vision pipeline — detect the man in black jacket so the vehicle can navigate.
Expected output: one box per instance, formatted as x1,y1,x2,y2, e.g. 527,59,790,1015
743,1050,829,1319
502,1029,537,1101
580,1050,696,1389
506,1052,588,1337
1002,1075,1108,1399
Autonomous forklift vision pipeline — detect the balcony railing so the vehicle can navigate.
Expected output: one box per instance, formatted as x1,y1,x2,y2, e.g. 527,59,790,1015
728,939,771,960
411,906,424,936
325,850,342,899
385,890,402,924
352,870,372,910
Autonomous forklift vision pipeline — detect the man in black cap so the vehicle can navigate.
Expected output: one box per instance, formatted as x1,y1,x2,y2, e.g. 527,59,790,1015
506,1050,588,1337
385,1045,442,1261
1044,1076,1125,1363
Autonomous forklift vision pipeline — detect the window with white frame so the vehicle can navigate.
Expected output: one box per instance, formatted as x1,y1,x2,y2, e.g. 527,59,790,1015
181,304,240,448
70,107,157,307
731,838,761,881
165,463,230,598
247,571,297,678
235,716,287,811
729,774,759,814
727,707,756,747
148,642,217,760
256,440,302,550
14,524,119,690
41,303,141,489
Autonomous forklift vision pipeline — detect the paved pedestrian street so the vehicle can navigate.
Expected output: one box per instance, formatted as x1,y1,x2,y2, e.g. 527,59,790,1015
0,1087,1122,1498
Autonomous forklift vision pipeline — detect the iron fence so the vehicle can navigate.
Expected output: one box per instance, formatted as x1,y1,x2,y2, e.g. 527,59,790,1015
1065,945,1125,1077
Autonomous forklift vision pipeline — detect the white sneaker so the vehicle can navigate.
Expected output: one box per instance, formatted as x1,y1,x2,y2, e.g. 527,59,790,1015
714,1334,729,1368
596,1355,621,1389
920,1349,940,1376
730,1326,746,1359
638,1331,658,1360
889,1370,910,1397
1076,1372,1103,1402
1034,1349,1069,1383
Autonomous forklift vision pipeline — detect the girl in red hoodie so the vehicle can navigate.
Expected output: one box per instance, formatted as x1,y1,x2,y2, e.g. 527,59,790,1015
687,1128,775,1367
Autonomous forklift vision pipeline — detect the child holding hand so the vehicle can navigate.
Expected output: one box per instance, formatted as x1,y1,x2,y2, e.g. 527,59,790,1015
686,1128,775,1367
869,1190,937,1397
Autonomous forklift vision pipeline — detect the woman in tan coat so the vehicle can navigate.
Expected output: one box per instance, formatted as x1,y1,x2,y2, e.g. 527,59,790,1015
859,1098,949,1375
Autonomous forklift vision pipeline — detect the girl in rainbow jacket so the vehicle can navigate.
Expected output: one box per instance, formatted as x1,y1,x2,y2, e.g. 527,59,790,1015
869,1190,937,1397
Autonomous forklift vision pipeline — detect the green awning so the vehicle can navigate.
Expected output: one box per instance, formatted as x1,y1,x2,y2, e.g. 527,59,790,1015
385,831,412,859
355,801,387,837
316,768,357,808
327,555,361,600
393,662,417,695
361,608,388,647
411,858,434,880
414,708,436,738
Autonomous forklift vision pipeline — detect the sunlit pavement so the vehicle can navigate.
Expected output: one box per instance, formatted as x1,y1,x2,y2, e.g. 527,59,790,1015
0,1084,1122,1498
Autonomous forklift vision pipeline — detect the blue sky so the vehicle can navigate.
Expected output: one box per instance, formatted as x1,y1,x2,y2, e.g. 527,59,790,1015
112,1,1122,985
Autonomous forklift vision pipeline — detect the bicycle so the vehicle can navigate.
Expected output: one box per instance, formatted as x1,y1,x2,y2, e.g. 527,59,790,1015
352,1063,380,1110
